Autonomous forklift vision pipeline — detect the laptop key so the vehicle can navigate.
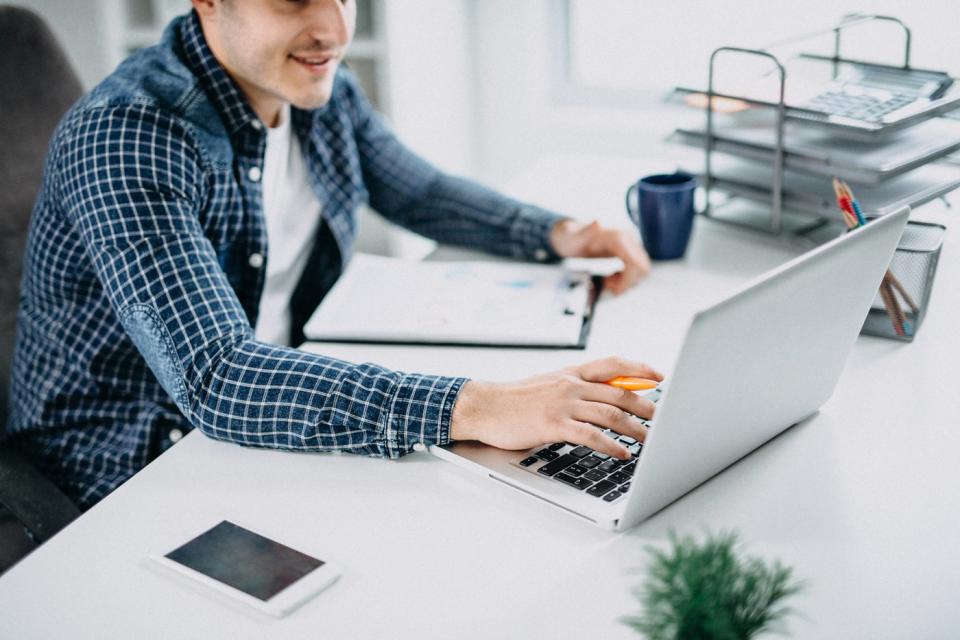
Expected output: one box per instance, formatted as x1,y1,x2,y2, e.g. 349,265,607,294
569,446,593,458
591,452,610,461
548,442,566,451
609,471,631,485
586,479,616,497
618,435,637,445
621,462,637,475
536,453,579,477
578,456,601,469
535,449,559,461
565,464,587,477
597,459,619,473
603,490,622,502
519,456,539,467
583,468,608,482
554,473,593,490
620,482,631,492
628,443,641,456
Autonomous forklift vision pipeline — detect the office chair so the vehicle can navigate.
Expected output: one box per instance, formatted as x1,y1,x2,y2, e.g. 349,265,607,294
0,5,84,572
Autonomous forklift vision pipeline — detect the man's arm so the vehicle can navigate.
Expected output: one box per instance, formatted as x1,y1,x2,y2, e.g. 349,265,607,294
340,69,563,262
59,104,464,458
340,69,651,292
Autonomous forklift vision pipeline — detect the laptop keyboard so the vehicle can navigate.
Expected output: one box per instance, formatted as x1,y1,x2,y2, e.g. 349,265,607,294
515,388,661,504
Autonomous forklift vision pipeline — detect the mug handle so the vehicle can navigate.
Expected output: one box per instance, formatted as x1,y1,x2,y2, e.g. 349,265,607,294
625,183,640,224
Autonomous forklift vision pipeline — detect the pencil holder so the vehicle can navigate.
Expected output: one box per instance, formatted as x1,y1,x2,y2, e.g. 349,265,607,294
860,220,945,342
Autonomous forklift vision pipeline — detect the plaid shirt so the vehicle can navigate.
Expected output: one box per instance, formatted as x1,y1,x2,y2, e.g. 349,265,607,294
8,11,563,509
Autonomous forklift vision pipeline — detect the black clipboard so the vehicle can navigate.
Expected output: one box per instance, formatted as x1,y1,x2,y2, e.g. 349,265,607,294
304,275,603,350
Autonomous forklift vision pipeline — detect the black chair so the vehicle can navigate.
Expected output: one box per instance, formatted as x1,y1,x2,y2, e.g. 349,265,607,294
0,5,85,573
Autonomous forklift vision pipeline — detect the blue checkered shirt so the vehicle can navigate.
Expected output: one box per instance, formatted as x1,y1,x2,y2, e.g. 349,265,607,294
7,11,563,509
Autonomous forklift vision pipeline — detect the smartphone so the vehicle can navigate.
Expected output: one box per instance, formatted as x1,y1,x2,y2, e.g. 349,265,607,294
150,520,341,617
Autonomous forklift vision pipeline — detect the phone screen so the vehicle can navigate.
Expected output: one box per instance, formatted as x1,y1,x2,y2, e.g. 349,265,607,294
165,521,324,601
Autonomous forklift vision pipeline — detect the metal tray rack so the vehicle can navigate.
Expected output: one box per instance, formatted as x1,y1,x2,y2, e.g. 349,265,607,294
693,14,960,238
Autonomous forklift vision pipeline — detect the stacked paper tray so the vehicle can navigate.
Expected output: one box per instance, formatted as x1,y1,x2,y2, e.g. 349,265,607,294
672,117,960,184
688,156,960,218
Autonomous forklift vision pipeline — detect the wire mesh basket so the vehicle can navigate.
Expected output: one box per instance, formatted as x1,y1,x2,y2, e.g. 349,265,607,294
860,220,945,341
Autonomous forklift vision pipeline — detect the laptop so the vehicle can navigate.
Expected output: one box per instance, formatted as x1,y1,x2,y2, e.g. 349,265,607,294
430,207,910,531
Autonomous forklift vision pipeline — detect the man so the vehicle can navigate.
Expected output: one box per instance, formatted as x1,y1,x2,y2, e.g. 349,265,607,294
8,0,661,510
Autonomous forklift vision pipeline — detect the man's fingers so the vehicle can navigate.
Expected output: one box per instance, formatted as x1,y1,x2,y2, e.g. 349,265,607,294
564,422,630,460
581,384,656,420
574,356,664,384
588,229,649,271
575,401,649,442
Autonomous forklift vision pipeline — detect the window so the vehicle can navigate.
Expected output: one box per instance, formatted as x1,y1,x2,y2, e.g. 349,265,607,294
560,1,960,106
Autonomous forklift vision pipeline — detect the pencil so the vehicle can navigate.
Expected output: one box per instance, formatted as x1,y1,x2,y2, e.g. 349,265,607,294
883,272,915,334
884,270,919,314
832,177,904,335
840,180,867,226
878,282,905,336
832,178,859,229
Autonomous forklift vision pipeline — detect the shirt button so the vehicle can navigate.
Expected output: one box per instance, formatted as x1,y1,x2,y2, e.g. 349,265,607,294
248,166,262,182
248,252,264,269
169,428,183,443
534,249,548,262
250,119,263,131
412,442,426,452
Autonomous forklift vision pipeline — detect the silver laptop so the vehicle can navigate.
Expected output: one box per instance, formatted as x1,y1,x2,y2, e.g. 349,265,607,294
431,207,910,531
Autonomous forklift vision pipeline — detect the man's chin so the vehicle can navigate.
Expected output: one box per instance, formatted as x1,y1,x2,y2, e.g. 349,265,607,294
289,90,334,111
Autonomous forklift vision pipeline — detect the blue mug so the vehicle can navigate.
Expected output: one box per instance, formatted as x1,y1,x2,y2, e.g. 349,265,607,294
626,172,697,260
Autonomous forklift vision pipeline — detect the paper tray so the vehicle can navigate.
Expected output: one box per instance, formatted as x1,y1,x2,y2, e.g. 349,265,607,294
671,117,960,184
692,157,960,217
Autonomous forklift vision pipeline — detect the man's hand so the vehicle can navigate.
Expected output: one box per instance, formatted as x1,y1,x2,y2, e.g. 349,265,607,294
550,219,651,295
450,357,664,460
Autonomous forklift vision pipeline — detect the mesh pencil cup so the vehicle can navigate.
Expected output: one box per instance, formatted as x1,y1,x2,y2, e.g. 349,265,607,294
860,220,945,342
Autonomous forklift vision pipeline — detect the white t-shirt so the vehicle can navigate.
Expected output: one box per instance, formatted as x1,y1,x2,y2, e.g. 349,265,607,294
255,105,324,346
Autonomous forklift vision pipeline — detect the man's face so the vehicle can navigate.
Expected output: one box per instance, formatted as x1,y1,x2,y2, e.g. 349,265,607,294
197,0,356,123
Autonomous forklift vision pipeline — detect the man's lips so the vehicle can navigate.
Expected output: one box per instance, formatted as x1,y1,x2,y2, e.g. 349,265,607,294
290,53,334,65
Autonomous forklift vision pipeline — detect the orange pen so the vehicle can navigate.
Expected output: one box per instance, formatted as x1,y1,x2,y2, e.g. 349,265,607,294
606,376,659,391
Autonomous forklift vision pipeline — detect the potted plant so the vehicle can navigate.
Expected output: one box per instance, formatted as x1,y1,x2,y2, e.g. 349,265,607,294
622,530,804,639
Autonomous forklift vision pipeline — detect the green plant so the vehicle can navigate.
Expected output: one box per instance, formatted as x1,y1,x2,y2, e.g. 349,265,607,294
622,530,804,640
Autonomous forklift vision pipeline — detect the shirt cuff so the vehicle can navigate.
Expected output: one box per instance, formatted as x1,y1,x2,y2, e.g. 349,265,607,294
509,205,566,262
383,373,468,457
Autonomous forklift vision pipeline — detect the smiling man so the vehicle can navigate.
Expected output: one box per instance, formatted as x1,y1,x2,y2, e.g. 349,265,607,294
8,0,659,509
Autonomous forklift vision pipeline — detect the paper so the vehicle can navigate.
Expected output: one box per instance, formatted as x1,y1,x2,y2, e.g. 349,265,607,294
303,254,593,347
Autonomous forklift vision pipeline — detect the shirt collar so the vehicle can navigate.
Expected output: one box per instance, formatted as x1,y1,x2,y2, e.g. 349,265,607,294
178,10,262,136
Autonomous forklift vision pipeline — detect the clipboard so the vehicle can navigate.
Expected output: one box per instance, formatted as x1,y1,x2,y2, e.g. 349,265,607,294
302,255,603,350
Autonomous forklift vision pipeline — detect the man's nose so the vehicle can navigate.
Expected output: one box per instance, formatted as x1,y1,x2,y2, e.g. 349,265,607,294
304,0,354,48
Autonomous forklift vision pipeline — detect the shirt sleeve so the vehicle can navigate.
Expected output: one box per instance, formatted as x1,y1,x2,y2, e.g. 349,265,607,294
339,68,566,261
58,103,466,458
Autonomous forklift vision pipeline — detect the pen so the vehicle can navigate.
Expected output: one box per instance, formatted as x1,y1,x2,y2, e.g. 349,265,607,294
606,377,659,391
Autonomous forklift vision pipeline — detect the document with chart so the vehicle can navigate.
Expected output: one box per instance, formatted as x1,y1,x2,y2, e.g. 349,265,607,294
303,254,601,348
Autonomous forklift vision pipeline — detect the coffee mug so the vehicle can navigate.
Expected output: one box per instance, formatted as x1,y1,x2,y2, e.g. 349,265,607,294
625,172,697,260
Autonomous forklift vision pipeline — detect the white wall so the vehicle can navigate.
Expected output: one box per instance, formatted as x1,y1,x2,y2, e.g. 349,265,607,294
382,0,476,177
468,0,673,194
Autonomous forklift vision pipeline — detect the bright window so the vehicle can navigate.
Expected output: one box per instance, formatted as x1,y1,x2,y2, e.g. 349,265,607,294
564,1,960,104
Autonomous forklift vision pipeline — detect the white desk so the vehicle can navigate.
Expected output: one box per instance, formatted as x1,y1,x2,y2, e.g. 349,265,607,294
2,155,959,639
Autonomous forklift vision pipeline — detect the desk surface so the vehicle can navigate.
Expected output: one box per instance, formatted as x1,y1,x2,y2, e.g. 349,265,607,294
2,154,959,639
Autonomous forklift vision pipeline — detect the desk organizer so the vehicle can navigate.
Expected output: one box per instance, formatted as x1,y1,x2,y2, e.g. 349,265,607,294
860,220,945,341
669,14,960,239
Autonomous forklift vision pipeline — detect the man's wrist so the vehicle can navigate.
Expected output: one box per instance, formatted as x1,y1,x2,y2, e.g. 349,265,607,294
450,379,494,442
549,218,586,258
